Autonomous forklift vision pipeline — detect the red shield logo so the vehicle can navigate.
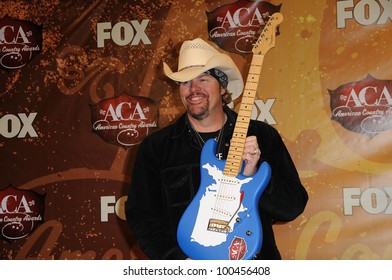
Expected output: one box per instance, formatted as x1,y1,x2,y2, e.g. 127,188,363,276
90,93,159,147
0,185,45,241
206,0,281,54
0,15,42,70
329,74,392,137
228,236,248,260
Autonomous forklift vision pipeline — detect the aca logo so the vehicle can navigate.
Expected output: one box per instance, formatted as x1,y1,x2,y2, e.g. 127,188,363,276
0,185,45,241
90,93,159,147
206,0,281,54
329,74,392,136
0,15,42,71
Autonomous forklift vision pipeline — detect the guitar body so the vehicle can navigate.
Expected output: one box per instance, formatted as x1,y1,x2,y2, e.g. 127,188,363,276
177,139,271,260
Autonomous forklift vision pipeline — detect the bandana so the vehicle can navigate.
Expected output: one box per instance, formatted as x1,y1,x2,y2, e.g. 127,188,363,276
204,68,229,88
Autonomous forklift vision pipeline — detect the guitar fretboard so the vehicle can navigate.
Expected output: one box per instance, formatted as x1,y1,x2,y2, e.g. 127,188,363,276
224,54,264,177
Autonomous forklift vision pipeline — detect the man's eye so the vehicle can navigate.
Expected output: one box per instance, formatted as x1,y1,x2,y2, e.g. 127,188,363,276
180,81,191,86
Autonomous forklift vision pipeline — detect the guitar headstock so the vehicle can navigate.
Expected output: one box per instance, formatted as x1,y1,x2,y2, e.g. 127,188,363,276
252,13,283,55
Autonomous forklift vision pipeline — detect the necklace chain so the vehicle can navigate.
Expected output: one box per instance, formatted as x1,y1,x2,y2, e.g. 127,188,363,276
194,126,223,144
189,115,227,152
192,119,226,157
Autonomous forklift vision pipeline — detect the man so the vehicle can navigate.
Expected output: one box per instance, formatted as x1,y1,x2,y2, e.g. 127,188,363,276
126,38,308,260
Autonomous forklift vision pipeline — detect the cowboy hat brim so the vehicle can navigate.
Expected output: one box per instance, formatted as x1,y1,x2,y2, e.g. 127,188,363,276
163,53,244,100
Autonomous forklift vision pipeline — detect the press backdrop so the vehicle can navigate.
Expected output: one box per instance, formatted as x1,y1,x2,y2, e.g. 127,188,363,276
1,0,392,260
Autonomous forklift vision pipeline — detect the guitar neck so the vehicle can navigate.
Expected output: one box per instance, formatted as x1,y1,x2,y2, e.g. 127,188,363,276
224,54,265,177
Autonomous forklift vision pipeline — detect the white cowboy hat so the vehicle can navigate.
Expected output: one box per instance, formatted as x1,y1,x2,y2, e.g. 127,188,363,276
163,38,244,100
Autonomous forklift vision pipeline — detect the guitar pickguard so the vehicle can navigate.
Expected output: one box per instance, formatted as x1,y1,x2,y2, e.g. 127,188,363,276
190,163,252,246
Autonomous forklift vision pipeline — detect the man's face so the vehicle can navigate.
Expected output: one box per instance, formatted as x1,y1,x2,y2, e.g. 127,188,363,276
178,73,225,120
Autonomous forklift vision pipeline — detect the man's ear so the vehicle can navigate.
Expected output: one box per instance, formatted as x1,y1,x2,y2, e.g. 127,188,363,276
220,86,226,95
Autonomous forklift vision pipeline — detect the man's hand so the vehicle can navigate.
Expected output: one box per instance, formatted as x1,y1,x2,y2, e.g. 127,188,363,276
242,136,261,176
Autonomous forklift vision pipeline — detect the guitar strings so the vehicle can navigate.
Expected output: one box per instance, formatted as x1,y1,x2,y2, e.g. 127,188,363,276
213,173,242,233
189,115,242,233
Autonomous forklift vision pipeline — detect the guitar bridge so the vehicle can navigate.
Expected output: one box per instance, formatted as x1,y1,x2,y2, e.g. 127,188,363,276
207,219,231,233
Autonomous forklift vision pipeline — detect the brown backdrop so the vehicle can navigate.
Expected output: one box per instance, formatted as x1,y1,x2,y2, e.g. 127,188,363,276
1,0,392,260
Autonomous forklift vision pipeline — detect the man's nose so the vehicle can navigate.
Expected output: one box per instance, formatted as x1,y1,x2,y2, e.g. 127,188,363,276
190,80,201,92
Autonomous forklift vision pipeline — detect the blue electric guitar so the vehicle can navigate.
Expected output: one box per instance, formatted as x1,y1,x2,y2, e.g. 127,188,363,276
177,13,283,260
